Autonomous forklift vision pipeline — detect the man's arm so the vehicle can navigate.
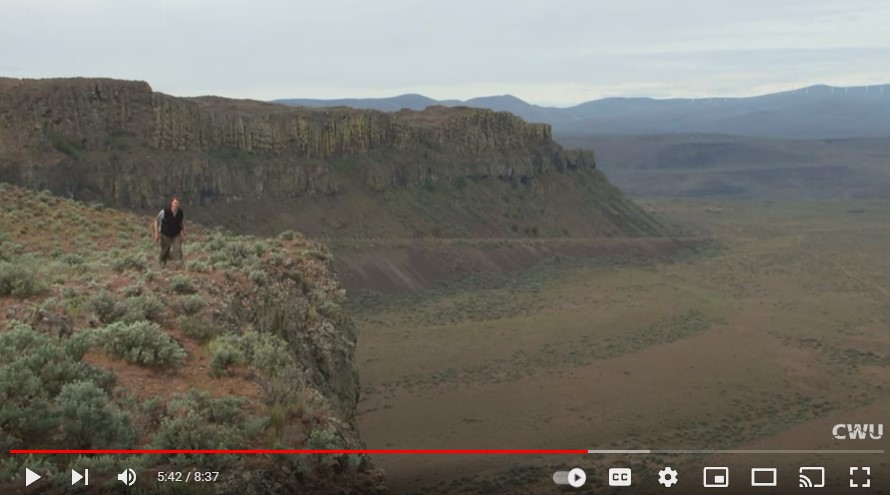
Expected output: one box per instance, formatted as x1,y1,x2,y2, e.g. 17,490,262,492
153,210,163,242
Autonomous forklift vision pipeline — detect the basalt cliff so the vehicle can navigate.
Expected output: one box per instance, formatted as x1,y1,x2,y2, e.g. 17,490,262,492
1,77,584,200
0,77,664,239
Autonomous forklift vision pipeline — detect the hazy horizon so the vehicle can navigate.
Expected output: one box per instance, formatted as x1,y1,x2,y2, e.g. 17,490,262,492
271,82,890,107
3,0,889,106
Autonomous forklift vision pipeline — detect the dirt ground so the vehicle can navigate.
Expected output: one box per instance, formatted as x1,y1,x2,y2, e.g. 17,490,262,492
350,199,890,494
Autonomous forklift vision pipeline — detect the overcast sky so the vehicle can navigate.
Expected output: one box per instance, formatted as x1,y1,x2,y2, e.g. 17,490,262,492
2,0,888,106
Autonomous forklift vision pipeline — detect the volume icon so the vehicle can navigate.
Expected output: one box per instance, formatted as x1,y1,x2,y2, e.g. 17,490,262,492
117,468,137,487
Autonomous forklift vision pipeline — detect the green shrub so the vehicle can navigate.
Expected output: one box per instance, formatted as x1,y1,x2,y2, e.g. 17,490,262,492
0,323,115,451
61,289,90,315
179,316,220,343
208,239,259,269
317,301,343,320
248,270,269,286
299,249,330,261
122,285,143,297
99,320,187,368
186,260,210,273
205,235,228,252
170,275,196,294
275,449,311,478
169,390,247,424
149,390,260,469
0,260,46,298
209,342,244,377
0,321,114,396
56,380,136,448
238,331,296,378
252,240,269,254
90,292,165,324
59,253,86,266
90,291,126,323
206,330,296,380
37,296,61,312
346,453,364,471
306,428,341,450
174,295,205,316
149,413,240,469
121,294,165,323
67,327,104,354
110,250,146,272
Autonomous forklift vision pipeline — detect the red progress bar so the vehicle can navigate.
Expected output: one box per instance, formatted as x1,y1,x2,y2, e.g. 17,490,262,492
11,449,588,455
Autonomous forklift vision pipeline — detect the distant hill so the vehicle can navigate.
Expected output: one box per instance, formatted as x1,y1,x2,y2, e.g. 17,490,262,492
558,134,890,199
275,86,890,199
276,93,450,112
274,84,890,139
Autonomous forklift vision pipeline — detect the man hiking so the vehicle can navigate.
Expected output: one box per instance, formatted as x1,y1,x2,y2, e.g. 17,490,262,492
152,196,186,268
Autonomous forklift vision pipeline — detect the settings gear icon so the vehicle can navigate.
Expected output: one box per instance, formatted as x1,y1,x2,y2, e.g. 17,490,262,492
658,467,679,487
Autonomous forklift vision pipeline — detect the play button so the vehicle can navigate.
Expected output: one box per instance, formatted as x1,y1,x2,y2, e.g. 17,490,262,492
25,468,41,486
568,467,587,488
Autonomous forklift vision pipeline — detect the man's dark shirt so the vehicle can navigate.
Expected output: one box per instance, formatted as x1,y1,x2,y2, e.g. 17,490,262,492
159,208,184,237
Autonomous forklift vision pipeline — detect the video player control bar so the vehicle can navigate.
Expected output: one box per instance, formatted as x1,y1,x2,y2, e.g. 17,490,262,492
586,449,885,454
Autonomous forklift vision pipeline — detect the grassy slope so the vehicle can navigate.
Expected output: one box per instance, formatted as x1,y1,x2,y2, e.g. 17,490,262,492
0,184,383,494
186,166,684,293
187,165,668,240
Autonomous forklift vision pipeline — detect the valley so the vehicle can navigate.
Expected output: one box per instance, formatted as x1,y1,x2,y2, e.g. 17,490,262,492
350,199,890,494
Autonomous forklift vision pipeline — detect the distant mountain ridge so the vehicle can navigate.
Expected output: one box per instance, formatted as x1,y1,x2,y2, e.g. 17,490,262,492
274,84,890,139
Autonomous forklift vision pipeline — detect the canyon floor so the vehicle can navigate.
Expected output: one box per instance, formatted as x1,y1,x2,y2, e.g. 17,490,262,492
348,199,890,494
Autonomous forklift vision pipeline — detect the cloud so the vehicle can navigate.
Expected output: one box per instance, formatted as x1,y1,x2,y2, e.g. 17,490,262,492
1,0,888,104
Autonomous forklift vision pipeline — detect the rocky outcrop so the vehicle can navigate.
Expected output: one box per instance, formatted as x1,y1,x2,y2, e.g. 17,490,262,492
225,244,360,420
0,77,594,207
